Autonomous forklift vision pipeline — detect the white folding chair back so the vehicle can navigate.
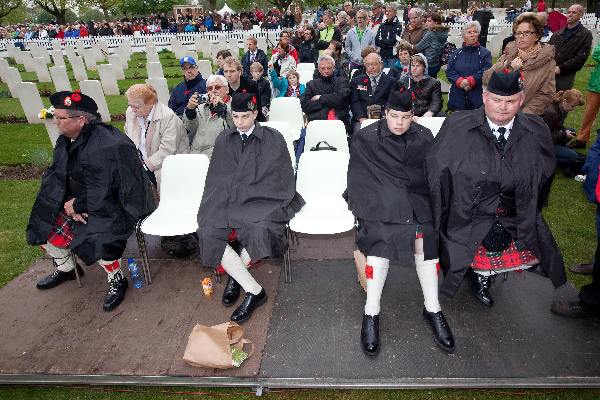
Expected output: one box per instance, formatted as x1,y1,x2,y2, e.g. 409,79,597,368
415,116,446,137
360,119,379,129
298,69,313,85
304,120,349,154
296,62,316,72
259,121,296,169
141,154,209,236
269,97,304,140
289,150,354,235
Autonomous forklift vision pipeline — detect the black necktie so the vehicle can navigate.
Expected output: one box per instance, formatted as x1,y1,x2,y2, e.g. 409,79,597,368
496,127,507,151
241,133,248,147
250,53,255,63
371,77,378,93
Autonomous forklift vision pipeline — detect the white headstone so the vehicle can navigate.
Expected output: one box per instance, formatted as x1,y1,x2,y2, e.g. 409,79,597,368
71,55,89,81
50,50,65,67
82,48,97,70
146,62,164,79
51,41,62,51
98,64,120,95
147,51,160,63
122,40,132,56
75,40,85,55
184,50,198,62
50,65,72,92
21,52,36,72
33,57,52,82
65,45,77,65
44,120,60,147
108,54,125,79
174,45,187,61
0,58,9,83
97,40,109,54
146,37,155,47
196,60,213,79
147,44,157,54
114,47,129,69
4,67,22,98
17,82,45,123
38,47,52,64
145,78,170,105
79,80,110,122
93,46,104,63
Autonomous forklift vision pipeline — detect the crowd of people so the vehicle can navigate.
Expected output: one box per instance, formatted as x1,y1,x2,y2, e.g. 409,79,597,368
25,1,600,358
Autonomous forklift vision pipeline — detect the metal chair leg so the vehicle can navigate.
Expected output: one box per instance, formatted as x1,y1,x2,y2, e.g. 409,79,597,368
136,218,152,285
284,226,292,283
70,251,82,288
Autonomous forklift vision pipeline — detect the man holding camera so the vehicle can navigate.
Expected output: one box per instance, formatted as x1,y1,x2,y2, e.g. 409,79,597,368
168,56,207,118
349,52,394,134
183,75,233,157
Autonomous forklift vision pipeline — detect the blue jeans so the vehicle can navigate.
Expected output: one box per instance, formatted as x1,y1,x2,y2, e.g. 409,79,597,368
554,145,580,168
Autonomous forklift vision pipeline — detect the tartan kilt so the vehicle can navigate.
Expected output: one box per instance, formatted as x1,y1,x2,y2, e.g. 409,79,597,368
471,240,539,273
46,211,76,249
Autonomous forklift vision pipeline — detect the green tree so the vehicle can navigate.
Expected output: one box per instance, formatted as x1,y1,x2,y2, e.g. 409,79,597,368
32,0,77,24
83,0,122,19
0,0,22,20
120,0,182,16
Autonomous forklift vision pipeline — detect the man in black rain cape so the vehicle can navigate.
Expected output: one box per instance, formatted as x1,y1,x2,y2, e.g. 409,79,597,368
347,89,455,356
425,70,567,308
197,92,304,324
26,91,154,312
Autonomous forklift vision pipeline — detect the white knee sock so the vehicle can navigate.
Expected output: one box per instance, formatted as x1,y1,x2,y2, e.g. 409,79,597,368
364,256,389,316
415,253,441,313
98,259,123,281
240,248,252,267
42,243,75,272
222,245,262,295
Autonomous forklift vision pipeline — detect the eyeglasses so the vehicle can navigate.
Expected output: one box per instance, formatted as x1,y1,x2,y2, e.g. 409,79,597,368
515,31,536,37
206,85,224,91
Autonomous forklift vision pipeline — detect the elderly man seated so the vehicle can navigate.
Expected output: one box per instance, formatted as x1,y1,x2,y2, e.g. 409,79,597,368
183,75,233,157
27,91,153,312
349,52,395,134
197,93,304,324
301,54,351,132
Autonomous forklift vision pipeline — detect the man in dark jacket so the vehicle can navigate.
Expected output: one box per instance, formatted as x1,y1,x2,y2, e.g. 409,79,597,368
425,70,567,308
301,54,351,132
549,4,593,91
298,27,321,64
197,93,304,324
375,6,402,68
241,36,268,78
223,56,265,122
347,90,455,356
349,52,394,133
27,91,153,312
168,56,207,117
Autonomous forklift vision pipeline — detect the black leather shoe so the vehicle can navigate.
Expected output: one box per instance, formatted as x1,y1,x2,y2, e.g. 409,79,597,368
103,271,128,312
230,289,267,324
467,269,494,307
222,275,241,307
422,308,455,353
361,314,380,356
36,264,84,290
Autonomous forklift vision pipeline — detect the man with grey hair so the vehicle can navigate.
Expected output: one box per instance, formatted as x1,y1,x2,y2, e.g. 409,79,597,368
27,91,153,312
549,4,592,92
349,52,394,133
345,9,376,73
301,54,351,132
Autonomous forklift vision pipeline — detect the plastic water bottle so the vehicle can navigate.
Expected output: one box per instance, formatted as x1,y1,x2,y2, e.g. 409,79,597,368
127,257,144,289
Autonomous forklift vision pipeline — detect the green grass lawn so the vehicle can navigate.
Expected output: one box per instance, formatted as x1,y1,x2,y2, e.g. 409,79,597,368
0,48,598,398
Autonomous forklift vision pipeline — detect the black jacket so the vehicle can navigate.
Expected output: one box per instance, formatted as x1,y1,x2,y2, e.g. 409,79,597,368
549,23,593,76
298,38,328,64
229,76,265,121
254,77,272,109
349,72,395,121
301,74,351,124
375,16,401,59
241,49,269,78
392,76,443,116
425,107,567,297
26,122,153,265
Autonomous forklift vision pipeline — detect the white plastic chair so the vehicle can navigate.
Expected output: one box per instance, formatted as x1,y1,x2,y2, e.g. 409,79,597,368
136,154,210,283
298,69,313,85
285,151,354,282
296,62,316,72
360,119,379,129
259,121,296,169
269,97,304,140
304,120,349,155
415,116,446,138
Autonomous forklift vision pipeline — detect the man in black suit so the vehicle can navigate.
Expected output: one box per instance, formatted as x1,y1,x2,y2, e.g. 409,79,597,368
241,36,268,79
349,52,395,134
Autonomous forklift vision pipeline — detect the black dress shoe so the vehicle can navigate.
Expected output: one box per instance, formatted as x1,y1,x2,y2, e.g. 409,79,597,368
103,271,128,312
361,314,380,356
467,268,494,307
36,264,84,290
230,289,267,324
222,275,241,307
422,308,455,353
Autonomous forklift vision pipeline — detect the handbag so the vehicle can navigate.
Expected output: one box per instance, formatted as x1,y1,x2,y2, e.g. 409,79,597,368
183,321,254,369
310,141,337,151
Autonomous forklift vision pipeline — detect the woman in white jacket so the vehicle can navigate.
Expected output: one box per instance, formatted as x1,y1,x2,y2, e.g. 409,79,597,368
124,83,188,191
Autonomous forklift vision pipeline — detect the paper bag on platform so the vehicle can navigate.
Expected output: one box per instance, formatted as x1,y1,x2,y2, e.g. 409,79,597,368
183,321,254,369
354,250,367,292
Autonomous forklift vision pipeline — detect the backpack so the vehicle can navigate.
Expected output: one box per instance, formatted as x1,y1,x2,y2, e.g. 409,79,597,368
440,42,457,66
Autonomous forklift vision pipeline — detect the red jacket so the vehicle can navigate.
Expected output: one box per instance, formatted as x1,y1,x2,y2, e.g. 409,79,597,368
537,0,546,12
79,26,89,37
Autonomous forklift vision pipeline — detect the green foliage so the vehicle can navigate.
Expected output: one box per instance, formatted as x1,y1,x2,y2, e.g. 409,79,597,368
119,0,183,16
35,8,78,24
78,5,107,22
